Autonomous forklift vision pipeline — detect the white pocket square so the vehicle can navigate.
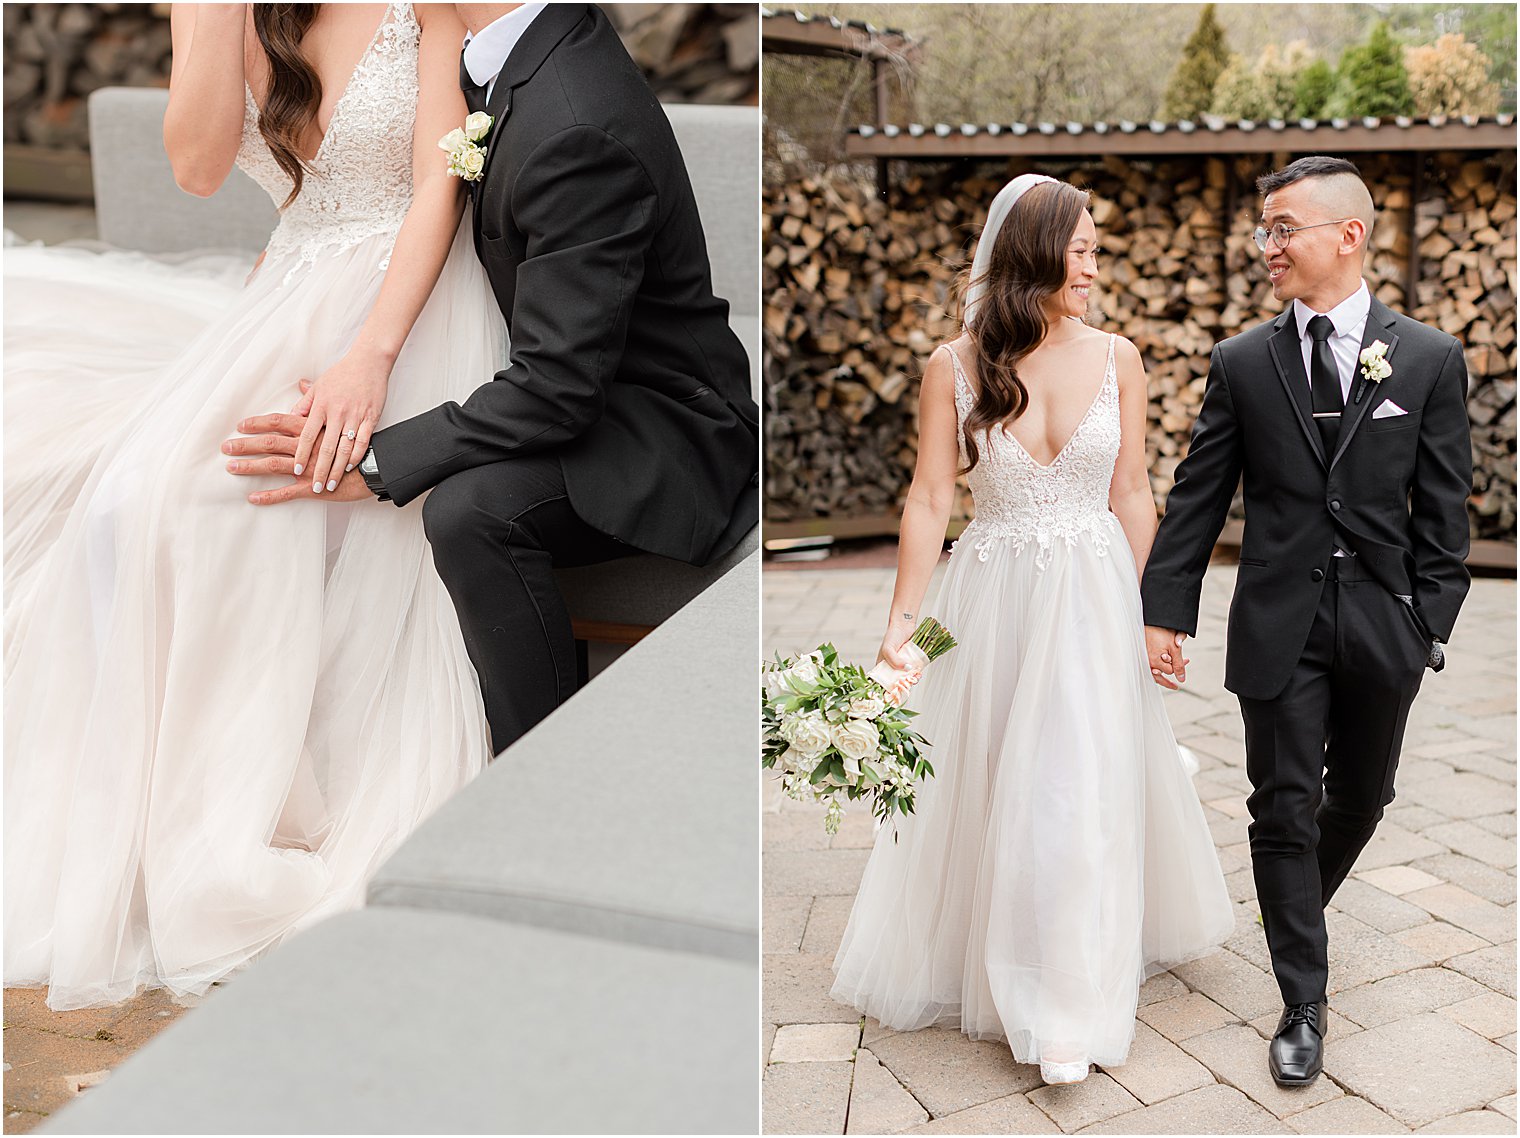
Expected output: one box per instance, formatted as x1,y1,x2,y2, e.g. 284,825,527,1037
1372,400,1409,420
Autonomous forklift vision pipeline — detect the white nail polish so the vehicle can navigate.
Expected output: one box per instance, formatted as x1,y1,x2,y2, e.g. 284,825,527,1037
313,482,322,493
294,464,304,476
345,464,354,472
326,479,337,492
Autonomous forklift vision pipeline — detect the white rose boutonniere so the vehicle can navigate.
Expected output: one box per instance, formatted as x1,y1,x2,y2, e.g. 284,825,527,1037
1355,340,1392,403
440,113,494,182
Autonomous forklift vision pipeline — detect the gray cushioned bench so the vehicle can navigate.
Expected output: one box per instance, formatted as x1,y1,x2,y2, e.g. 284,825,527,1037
45,909,756,1135
87,87,760,644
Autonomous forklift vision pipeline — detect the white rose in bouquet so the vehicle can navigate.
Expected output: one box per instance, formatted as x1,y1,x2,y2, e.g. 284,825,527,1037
438,127,469,153
848,695,886,720
783,651,824,689
783,710,833,758
832,718,880,762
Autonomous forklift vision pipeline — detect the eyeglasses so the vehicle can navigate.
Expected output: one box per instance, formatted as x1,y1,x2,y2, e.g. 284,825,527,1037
1253,220,1354,252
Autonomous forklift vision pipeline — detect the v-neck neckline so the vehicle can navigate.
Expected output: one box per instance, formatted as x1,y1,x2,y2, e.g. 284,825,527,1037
1001,333,1116,470
246,4,394,167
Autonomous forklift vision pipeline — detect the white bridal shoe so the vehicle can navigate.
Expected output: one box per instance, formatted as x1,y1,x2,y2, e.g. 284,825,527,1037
1039,1057,1091,1085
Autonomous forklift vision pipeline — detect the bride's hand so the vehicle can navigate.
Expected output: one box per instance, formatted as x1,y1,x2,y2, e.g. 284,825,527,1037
293,348,390,495
876,616,916,670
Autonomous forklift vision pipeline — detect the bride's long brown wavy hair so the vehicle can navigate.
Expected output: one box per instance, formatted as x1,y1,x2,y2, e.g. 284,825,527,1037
252,4,322,209
954,180,1090,474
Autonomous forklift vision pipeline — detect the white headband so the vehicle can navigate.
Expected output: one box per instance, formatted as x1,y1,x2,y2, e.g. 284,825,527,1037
963,173,1058,327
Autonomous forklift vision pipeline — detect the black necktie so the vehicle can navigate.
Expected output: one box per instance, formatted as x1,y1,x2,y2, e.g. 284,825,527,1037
460,49,489,114
1308,315,1342,456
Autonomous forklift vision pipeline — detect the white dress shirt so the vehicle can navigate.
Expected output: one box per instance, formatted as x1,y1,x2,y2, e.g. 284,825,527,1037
1294,281,1370,557
1293,281,1371,403
462,3,548,101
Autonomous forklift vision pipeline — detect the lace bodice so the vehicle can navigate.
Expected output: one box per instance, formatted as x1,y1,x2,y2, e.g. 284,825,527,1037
949,334,1122,569
235,3,420,281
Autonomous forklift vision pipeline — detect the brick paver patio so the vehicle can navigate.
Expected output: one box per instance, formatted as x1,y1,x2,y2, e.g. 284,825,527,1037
763,553,1516,1134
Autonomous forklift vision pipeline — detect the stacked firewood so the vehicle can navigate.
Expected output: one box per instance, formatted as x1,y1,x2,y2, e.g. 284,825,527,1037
2,3,757,153
764,151,1517,540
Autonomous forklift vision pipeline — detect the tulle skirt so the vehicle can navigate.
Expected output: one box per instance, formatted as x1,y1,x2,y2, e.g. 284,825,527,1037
830,520,1235,1067
4,220,506,1009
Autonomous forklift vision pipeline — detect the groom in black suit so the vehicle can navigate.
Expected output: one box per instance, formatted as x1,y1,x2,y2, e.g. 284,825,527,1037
231,3,758,751
1140,157,1472,1087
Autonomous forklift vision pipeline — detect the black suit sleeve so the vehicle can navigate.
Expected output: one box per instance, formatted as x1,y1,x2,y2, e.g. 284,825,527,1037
1409,340,1473,641
370,125,659,507
1140,345,1245,636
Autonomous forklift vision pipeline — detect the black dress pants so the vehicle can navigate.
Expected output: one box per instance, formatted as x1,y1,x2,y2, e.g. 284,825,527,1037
420,454,633,754
1236,556,1428,1006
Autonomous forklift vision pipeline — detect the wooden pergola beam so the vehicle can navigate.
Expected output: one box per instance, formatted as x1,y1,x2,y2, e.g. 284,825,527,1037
846,119,1518,160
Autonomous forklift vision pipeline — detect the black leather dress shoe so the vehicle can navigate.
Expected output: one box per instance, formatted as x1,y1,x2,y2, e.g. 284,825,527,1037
1269,1001,1327,1086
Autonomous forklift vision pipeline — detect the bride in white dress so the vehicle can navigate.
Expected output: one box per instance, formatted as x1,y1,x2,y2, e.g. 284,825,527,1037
4,3,503,1010
830,174,1234,1084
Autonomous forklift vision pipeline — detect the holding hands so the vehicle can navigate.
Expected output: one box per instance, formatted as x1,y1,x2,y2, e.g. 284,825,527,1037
289,348,389,494
223,378,372,505
1145,625,1190,689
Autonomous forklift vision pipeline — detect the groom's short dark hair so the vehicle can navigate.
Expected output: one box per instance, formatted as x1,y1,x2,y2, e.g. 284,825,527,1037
1256,156,1363,196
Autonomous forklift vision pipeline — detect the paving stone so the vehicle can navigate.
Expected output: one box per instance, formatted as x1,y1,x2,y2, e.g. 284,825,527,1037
1137,971,1188,1007
903,1093,1060,1133
763,1059,854,1135
1490,1095,1517,1120
1332,968,1489,1028
1026,1071,1142,1131
1075,1083,1289,1134
1400,757,1459,786
1223,906,1275,973
830,808,882,851
847,1049,930,1134
1207,795,1251,819
1324,878,1433,934
766,811,836,852
1387,804,1450,834
870,1027,1040,1118
1473,813,1517,838
1498,1034,1516,1053
1438,992,1517,1041
1421,821,1518,870
1172,949,1283,1021
766,849,872,897
1325,911,1438,994
766,895,812,954
765,954,864,1025
1395,922,1494,965
771,1023,862,1063
1180,1023,1341,1119
1405,884,1514,944
1411,1111,1519,1133
1225,868,1259,904
1449,753,1517,786
764,1023,778,1073
1098,1021,1213,1106
859,1019,900,1049
801,894,856,956
1355,865,1445,896
1411,854,1517,907
1137,992,1239,1042
1354,822,1448,870
1448,943,1517,998
1332,1012,1516,1128
1284,1095,1411,1133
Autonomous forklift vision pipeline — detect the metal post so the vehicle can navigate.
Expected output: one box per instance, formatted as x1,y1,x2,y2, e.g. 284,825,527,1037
873,58,891,202
1405,151,1423,314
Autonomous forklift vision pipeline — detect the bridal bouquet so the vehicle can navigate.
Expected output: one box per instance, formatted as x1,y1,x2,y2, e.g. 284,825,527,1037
762,619,957,835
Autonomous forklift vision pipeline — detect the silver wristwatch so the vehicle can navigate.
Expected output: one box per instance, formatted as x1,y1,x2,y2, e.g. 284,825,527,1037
358,447,391,502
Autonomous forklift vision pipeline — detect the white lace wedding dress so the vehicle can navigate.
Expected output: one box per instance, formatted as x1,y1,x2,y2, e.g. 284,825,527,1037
4,3,504,1010
831,334,1234,1068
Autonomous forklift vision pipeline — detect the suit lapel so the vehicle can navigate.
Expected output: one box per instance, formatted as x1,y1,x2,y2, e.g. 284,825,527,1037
1329,296,1401,469
1266,309,1327,468
474,4,589,196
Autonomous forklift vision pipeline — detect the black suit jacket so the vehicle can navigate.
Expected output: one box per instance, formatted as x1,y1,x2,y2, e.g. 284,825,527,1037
371,3,758,566
1140,293,1472,701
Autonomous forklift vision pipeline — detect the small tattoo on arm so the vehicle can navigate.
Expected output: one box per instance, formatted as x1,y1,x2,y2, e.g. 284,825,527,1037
901,611,915,623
